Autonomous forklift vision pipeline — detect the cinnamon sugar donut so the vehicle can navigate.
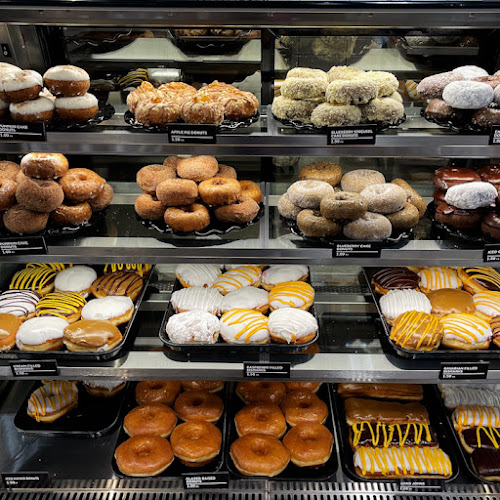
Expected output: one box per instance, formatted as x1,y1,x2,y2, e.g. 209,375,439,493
164,204,210,232
181,95,224,125
174,390,224,422
297,209,342,238
280,390,328,426
124,403,177,438
199,177,241,205
287,180,334,209
177,156,219,182
21,153,69,180
240,180,262,203
51,202,92,226
16,177,64,212
137,164,177,195
0,178,16,211
215,164,237,179
163,156,181,170
88,183,113,211
59,168,105,203
343,212,392,240
341,169,385,193
282,423,333,467
214,194,259,224
3,204,49,234
320,192,367,220
235,403,287,438
0,161,20,182
135,194,166,220
236,381,286,405
136,381,181,406
156,179,198,206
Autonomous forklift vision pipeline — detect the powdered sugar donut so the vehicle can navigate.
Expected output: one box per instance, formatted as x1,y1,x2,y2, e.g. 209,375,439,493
220,287,269,314
9,96,55,124
278,193,302,220
380,289,431,324
360,183,406,214
287,180,334,209
416,72,464,99
341,169,385,193
166,310,219,344
443,81,493,109
452,65,488,80
445,181,497,209
170,287,222,314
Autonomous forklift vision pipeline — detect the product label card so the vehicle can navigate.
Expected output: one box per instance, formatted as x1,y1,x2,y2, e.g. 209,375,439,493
0,123,46,142
399,479,444,492
243,362,291,379
167,124,217,144
327,125,376,145
0,236,47,256
10,360,59,378
333,242,381,258
183,472,229,489
484,244,500,262
489,125,500,145
439,362,489,380
1,472,51,489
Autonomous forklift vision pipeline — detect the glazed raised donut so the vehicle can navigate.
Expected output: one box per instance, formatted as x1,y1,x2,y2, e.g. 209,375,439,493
282,423,333,467
51,202,92,226
340,169,385,193
281,77,327,100
443,81,493,109
134,194,166,220
59,168,106,203
360,183,406,214
3,205,49,234
0,160,20,182
88,182,113,211
218,91,259,120
0,178,16,211
239,180,262,204
124,403,177,438
199,177,241,205
343,212,392,240
386,202,420,231
299,162,343,187
115,436,174,477
297,209,342,238
287,180,334,209
280,390,328,427
235,403,287,438
277,193,302,220
164,204,210,232
135,381,181,406
21,153,69,180
214,195,259,224
320,192,367,220
177,155,219,182
181,381,224,393
136,164,177,195
215,164,237,179
285,382,322,393
236,381,286,405
174,389,224,422
156,179,198,207
15,177,64,212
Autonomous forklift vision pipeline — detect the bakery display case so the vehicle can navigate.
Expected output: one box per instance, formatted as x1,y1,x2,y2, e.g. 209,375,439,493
1,1,500,500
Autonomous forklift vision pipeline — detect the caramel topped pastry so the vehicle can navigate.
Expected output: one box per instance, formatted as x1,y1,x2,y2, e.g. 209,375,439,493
90,271,144,301
103,263,152,277
35,290,86,323
63,319,123,352
390,311,443,351
9,266,58,296
338,383,423,401
372,267,419,295
351,421,436,448
453,405,500,432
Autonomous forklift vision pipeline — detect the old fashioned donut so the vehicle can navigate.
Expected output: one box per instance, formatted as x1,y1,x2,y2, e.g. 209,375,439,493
443,81,493,109
199,177,241,205
115,435,174,477
164,204,210,232
287,67,328,82
214,195,259,224
386,202,420,231
445,181,497,209
180,95,224,125
287,180,334,209
417,72,464,99
21,153,69,179
365,71,399,97
43,65,90,97
320,191,367,220
391,178,427,218
181,381,224,393
280,390,328,427
343,212,392,240
135,194,166,220
88,182,113,211
174,390,223,423
0,70,42,103
0,161,20,182
311,103,361,127
278,193,302,220
453,65,488,80
177,155,218,182
362,97,404,124
341,169,385,193
282,423,333,467
124,403,177,438
297,209,341,238
299,162,342,187
156,179,198,206
271,96,319,124
235,403,287,438
281,77,327,100
360,183,406,214
51,202,92,226
215,164,237,179
10,96,55,124
326,79,377,105
230,434,290,477
16,177,64,212
239,180,262,204
137,164,177,195
236,381,286,405
136,381,181,406
3,205,49,234
59,168,105,203
0,178,16,211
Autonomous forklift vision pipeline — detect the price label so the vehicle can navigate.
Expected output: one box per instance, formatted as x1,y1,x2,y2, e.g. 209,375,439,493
399,479,443,492
327,125,376,145
0,123,46,142
439,362,489,380
167,124,216,144
333,242,381,258
243,362,291,379
183,472,229,490
0,237,47,256
489,125,500,145
10,360,59,378
484,244,500,262
1,472,51,489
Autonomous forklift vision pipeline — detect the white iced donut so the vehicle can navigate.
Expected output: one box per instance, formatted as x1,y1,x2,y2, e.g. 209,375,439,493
166,310,219,344
0,62,22,77
9,96,55,123
380,289,432,323
28,381,78,421
81,296,134,324
55,93,97,110
0,70,42,92
261,265,309,290
452,65,488,80
213,266,262,295
220,308,270,344
473,291,500,318
16,316,69,349
220,287,269,313
176,264,222,288
44,65,89,82
286,180,334,209
0,290,40,318
268,308,318,344
442,81,493,109
170,286,223,314
418,267,461,293
54,265,97,297
444,181,497,209
440,313,491,347
269,281,315,310
453,405,500,430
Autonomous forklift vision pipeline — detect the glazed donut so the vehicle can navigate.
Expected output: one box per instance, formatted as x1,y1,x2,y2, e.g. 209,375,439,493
181,381,224,393
271,96,319,124
177,156,219,182
299,162,343,187
180,95,225,125
215,164,238,179
199,177,241,205
239,181,262,204
174,390,224,422
445,181,497,209
287,180,334,209
236,381,286,405
235,403,287,438
115,436,174,477
170,421,222,466
297,209,342,238
391,178,427,218
311,103,362,127
43,65,90,97
286,67,328,82
326,79,378,105
65,319,124,352
0,161,20,182
361,97,404,124
0,178,16,211
135,194,166,220
230,434,290,477
478,164,500,189
51,202,92,226
341,169,385,193
137,164,177,195
3,204,49,234
55,93,98,123
21,152,69,180
281,77,327,100
59,168,105,203
320,192,367,220
282,423,333,467
16,177,64,212
365,71,399,97
360,183,406,214
343,212,392,240
0,70,42,103
285,382,322,393
280,390,328,427
443,81,493,109
124,404,177,438
277,193,302,220
136,381,181,406
433,166,480,190
386,202,420,231
417,72,464,99
214,195,259,224
156,179,198,207
164,204,210,232
453,65,488,80
88,182,113,211
10,96,55,124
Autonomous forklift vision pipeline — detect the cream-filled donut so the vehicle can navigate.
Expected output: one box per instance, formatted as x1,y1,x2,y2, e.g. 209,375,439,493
444,182,497,209
166,310,220,344
0,70,42,103
440,313,491,350
9,96,55,124
220,308,270,344
170,287,223,314
43,65,90,97
213,266,262,295
54,265,97,297
176,264,222,288
472,291,500,320
16,316,69,351
220,287,269,314
379,289,432,324
55,93,98,122
81,296,134,326
268,308,318,344
0,290,40,320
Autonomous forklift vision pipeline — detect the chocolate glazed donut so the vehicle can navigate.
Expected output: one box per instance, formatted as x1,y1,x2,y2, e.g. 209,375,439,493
433,167,481,190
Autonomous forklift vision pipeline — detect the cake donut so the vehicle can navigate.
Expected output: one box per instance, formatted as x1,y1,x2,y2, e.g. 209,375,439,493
90,271,143,301
177,155,218,182
16,316,69,351
280,390,328,426
0,290,40,320
320,192,367,221
444,182,497,209
360,183,406,214
136,164,176,195
271,95,319,124
458,267,500,294
63,319,122,352
166,310,220,344
472,291,500,320
296,209,342,238
340,169,385,193
0,70,42,103
35,290,86,323
43,65,90,97
10,96,55,124
27,381,78,422
365,71,399,97
440,385,500,410
236,381,286,405
440,313,491,350
286,180,334,209
372,267,419,294
391,179,427,218
361,97,405,124
15,177,64,213
326,79,377,105
239,180,262,204
59,168,105,203
54,265,97,297
379,289,432,325
386,203,420,231
417,71,464,99
20,152,69,180
311,103,362,127
176,264,222,288
299,161,343,187
472,107,500,127
327,65,365,82
443,81,493,109
287,67,328,82
220,308,270,344
220,287,269,314
124,404,177,438
0,160,20,181
390,311,443,351
81,296,134,326
343,212,392,240
418,267,462,293
427,288,475,318
215,164,237,179
283,423,333,467
281,77,327,100
235,403,287,438
51,202,93,227
261,265,308,291
134,193,168,220
174,390,224,422
0,177,16,211
136,381,181,406
164,203,210,232
277,193,302,220
0,313,22,351
268,308,318,344
170,286,222,314
9,266,57,296
213,266,262,295
55,93,98,122
213,194,259,224
268,281,314,311
156,178,198,206
199,177,241,205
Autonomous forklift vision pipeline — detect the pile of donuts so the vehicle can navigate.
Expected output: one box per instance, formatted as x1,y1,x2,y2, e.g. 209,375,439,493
127,80,258,126
418,65,500,128
278,162,425,241
0,62,98,125
230,381,333,477
372,266,500,351
432,164,500,240
0,262,150,353
165,264,318,345
272,65,404,128
0,153,113,234
135,155,262,232
115,380,224,476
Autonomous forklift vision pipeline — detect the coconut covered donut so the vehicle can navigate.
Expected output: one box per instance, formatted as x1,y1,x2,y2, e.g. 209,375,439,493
287,180,334,209
365,71,399,97
281,77,327,100
341,169,385,193
286,67,328,82
444,181,498,209
271,96,319,124
327,66,365,82
416,72,464,100
343,212,392,240
452,65,488,80
362,97,404,124
443,81,493,109
360,183,406,214
326,79,377,105
277,193,302,220
311,103,361,127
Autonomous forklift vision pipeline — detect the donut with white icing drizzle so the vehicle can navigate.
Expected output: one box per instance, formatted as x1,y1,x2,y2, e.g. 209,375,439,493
170,287,223,314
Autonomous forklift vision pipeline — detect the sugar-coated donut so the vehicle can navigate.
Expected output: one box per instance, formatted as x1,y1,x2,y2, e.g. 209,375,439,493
343,212,392,240
311,103,361,127
135,194,166,220
215,164,237,179
362,97,404,124
240,180,262,204
51,202,92,226
10,96,55,124
236,381,286,405
471,107,500,128
88,182,113,211
360,183,406,214
417,72,464,99
286,67,328,82
21,152,69,180
55,93,98,122
299,162,342,187
452,65,488,80
156,178,198,207
235,403,287,438
177,155,218,182
165,203,210,232
320,191,367,220
136,381,181,406
387,202,420,231
174,389,224,422
163,155,181,169
124,403,177,438
214,195,259,224
136,164,177,195
281,77,327,100
287,180,334,209
391,178,427,218
16,177,64,212
365,71,399,97
43,65,90,97
473,75,500,89
297,209,342,238
59,168,105,203
271,96,319,124
166,310,220,344
278,193,302,220
280,390,328,426
16,316,69,351
283,423,333,467
445,181,497,209
199,177,241,205
0,178,16,211
443,81,493,109
0,70,42,103
0,161,20,182
341,169,385,193
326,79,377,105
327,66,365,82
3,204,49,234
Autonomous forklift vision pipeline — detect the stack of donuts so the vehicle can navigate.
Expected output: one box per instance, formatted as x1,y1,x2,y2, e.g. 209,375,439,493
0,63,98,125
115,380,224,476
134,155,262,232
418,65,500,128
272,65,404,128
127,80,258,126
278,162,425,241
0,152,113,234
432,164,500,239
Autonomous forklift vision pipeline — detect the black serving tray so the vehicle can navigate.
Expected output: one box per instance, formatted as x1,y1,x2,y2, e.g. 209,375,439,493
331,383,459,483
112,383,228,478
15,381,127,438
47,102,115,131
0,265,153,366
225,382,338,480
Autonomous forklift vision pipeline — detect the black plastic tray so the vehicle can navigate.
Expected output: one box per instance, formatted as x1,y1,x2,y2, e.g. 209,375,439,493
331,384,459,482
112,383,227,478
225,382,338,480
14,381,128,438
420,106,497,134
0,265,153,365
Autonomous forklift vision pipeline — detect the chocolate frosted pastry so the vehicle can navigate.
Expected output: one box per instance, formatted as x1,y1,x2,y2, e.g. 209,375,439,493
478,163,500,189
435,202,482,231
481,211,500,241
90,271,144,301
471,448,500,480
338,383,423,401
425,99,454,120
433,189,447,205
433,167,480,190
471,107,500,128
372,267,419,295
461,427,500,454
458,267,500,294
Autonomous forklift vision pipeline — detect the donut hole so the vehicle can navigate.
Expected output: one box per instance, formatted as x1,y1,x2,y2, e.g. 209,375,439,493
255,410,270,422
76,173,88,182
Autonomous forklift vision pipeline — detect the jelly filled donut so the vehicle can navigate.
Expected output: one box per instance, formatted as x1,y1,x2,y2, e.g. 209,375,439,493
235,403,287,438
285,382,322,393
156,178,198,207
15,177,64,212
81,296,134,326
236,381,286,405
164,204,210,232
443,81,493,109
51,202,92,227
59,168,105,203
0,70,42,103
21,152,69,180
174,389,224,423
10,96,55,124
136,381,181,406
124,404,177,438
16,316,69,351
55,93,98,122
43,65,90,97
136,164,177,195
3,205,49,234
